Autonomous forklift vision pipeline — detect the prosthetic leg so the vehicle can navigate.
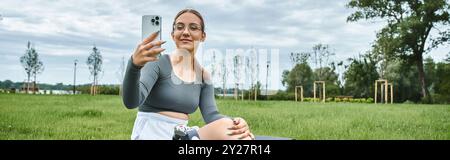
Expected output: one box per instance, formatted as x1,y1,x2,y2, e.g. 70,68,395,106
173,124,200,140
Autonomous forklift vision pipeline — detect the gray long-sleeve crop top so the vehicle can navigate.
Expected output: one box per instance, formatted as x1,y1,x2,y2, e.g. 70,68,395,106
122,54,226,124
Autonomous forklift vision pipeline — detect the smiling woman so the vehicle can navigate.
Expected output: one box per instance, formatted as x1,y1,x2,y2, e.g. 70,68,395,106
121,8,254,140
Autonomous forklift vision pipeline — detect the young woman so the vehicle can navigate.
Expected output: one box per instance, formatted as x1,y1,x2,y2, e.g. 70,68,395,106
122,8,254,140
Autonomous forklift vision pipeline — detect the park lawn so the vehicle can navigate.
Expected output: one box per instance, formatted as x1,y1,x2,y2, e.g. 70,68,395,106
0,93,449,140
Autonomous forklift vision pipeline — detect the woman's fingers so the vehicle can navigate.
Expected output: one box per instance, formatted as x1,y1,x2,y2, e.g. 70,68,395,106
228,124,244,130
143,47,166,57
141,31,160,45
229,117,244,129
233,117,241,125
142,40,166,51
132,48,164,67
142,56,158,62
249,133,255,140
226,118,253,139
237,130,251,140
229,120,247,130
132,38,166,66
228,126,248,135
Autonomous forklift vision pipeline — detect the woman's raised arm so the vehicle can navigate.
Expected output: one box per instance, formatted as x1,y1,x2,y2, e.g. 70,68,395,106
122,31,166,109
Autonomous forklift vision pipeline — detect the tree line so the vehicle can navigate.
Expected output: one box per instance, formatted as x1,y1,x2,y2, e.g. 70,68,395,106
5,0,449,104
281,0,450,104
0,80,121,95
18,41,104,95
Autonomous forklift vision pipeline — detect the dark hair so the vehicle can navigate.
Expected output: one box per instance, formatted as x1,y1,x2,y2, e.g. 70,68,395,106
172,8,205,34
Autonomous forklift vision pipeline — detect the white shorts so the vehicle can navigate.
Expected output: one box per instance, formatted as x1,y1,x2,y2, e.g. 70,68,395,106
131,112,188,140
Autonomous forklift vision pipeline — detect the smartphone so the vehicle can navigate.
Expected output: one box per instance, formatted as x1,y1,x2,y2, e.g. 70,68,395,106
142,15,162,42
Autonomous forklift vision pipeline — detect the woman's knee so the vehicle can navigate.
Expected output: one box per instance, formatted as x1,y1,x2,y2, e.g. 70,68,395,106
213,117,234,127
199,118,237,140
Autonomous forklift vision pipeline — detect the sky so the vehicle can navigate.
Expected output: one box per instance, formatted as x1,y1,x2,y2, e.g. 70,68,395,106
0,0,448,90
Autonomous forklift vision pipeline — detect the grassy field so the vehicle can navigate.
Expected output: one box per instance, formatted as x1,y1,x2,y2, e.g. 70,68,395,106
0,93,449,140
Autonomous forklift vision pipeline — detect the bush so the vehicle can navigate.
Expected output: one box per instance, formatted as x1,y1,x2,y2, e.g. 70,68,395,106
303,98,320,102
431,94,450,104
326,98,333,102
76,85,120,95
403,100,415,104
342,98,349,102
268,91,295,101
98,85,120,95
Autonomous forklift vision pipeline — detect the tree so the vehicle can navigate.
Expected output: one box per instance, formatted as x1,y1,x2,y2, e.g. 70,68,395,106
446,52,450,62
30,48,44,94
219,55,229,98
86,45,103,96
232,55,242,100
247,49,258,100
281,70,290,87
283,63,314,97
347,0,450,102
424,57,436,92
333,61,345,94
0,80,14,89
20,42,33,93
344,54,379,98
310,44,335,99
433,53,450,103
313,66,340,97
311,44,335,81
20,41,44,94
384,58,422,102
210,51,217,86
290,52,310,67
244,55,251,100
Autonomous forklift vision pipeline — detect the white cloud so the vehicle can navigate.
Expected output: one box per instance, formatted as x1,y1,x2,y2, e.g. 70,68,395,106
0,0,448,87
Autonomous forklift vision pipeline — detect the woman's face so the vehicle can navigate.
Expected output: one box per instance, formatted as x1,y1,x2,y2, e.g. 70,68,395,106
171,12,206,54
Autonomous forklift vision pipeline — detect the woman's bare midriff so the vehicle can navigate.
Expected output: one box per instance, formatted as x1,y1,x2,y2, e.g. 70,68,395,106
158,111,189,120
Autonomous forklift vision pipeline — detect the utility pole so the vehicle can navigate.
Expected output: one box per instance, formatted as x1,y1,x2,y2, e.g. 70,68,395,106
73,59,78,94
255,48,259,101
266,58,270,100
118,56,125,96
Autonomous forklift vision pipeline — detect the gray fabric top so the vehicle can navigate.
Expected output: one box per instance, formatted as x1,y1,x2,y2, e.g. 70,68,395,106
122,54,226,124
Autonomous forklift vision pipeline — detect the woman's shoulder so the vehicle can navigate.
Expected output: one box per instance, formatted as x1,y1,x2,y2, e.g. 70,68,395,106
201,68,213,85
202,69,211,81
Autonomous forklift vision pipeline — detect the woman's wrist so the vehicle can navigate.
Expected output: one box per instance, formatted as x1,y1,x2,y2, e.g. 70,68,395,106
130,55,143,69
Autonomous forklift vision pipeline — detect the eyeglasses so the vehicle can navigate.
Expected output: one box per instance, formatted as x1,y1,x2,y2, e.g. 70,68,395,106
173,23,202,33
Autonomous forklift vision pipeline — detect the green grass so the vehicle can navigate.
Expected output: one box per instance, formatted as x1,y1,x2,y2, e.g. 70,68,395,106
0,94,449,140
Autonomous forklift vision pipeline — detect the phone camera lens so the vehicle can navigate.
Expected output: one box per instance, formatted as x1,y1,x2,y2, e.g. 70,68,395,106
155,21,159,25
155,16,159,20
151,19,155,23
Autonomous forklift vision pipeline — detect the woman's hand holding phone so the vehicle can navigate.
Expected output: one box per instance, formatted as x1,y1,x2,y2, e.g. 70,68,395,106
132,31,166,67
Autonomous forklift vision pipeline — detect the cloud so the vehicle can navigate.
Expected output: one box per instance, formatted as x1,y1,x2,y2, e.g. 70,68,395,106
0,0,447,88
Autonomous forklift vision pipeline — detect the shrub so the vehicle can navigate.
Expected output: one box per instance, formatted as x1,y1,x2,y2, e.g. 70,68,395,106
403,100,415,104
432,94,450,104
342,98,349,102
326,98,333,102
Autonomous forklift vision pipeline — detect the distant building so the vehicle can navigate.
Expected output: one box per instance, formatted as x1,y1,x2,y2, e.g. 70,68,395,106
20,81,39,94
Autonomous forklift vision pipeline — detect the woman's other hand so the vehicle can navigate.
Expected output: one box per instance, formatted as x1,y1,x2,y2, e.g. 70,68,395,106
132,31,166,67
227,117,254,140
